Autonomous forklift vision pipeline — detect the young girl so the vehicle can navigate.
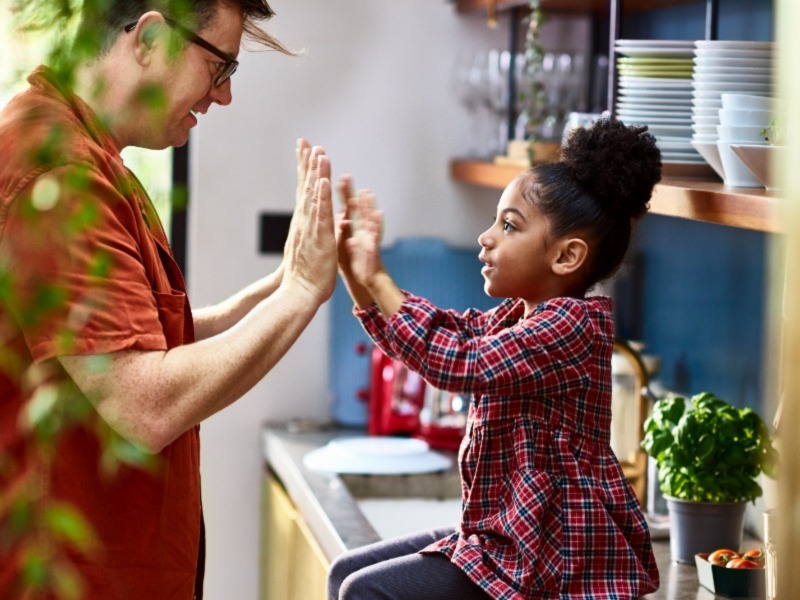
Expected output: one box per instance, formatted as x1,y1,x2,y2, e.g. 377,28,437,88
328,118,662,600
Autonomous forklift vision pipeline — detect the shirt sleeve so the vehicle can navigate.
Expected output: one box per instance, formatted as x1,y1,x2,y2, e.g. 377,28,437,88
1,164,168,362
359,294,597,396
355,293,494,360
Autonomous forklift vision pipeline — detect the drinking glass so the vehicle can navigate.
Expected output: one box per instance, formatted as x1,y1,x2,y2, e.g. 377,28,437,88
764,508,780,600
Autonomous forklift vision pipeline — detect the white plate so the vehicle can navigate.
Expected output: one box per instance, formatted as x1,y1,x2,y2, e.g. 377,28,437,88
693,73,771,84
693,65,773,75
303,436,453,474
618,110,693,119
617,39,697,47
694,40,773,50
694,49,773,59
646,125,693,137
620,76,693,87
692,98,723,107
693,57,772,69
657,141,695,151
620,118,693,127
693,81,772,93
617,102,693,111
693,115,721,125
692,106,721,118
662,151,702,159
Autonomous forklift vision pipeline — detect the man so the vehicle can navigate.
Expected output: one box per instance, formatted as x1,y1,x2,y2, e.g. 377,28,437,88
0,1,337,597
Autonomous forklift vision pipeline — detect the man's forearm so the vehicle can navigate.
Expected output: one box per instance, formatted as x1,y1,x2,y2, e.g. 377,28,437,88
59,280,320,453
192,266,283,340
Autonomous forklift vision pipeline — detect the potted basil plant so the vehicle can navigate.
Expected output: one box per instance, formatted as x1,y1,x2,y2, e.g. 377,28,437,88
642,392,778,564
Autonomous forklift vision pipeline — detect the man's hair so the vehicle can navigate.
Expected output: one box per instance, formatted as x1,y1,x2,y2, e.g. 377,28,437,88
76,0,292,57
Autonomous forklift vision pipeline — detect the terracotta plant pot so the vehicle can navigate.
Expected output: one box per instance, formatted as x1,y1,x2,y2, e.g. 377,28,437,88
667,497,747,564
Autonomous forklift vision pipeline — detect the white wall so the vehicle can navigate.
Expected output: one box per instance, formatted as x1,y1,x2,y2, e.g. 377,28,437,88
189,2,504,598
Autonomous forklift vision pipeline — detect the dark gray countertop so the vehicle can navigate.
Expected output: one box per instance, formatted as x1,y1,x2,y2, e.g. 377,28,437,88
262,425,762,600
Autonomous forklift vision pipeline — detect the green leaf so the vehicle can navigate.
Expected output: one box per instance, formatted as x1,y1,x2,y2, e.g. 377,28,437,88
43,503,96,553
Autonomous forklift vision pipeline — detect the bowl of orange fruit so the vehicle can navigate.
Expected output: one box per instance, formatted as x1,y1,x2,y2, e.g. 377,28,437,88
695,547,766,597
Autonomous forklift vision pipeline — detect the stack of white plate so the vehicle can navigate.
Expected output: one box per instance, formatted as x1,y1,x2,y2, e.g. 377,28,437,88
614,40,701,165
690,40,774,180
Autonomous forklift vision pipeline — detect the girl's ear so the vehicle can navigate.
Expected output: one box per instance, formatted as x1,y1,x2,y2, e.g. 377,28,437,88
551,237,588,276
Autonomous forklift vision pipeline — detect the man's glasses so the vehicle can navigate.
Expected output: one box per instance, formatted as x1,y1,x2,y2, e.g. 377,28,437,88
124,16,238,87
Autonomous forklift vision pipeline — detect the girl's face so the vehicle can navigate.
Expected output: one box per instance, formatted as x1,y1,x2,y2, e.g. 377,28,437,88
477,176,564,312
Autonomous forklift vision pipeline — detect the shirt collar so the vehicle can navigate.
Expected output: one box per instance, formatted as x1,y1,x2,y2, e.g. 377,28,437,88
27,65,122,159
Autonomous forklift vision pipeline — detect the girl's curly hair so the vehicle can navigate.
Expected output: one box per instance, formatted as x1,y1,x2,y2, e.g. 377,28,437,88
521,117,662,290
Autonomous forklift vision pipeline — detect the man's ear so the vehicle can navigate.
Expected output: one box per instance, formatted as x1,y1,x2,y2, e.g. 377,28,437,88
130,12,167,65
551,237,588,276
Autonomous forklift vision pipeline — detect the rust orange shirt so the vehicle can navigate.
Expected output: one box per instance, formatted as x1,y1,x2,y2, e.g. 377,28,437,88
0,66,203,599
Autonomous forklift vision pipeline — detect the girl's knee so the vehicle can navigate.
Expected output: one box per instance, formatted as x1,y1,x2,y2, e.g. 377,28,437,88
327,552,361,600
339,571,380,600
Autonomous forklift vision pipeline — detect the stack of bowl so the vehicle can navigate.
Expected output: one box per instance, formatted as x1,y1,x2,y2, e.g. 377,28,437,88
689,40,774,185
716,94,776,187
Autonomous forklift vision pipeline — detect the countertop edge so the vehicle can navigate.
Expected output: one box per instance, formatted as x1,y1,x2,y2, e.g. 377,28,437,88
262,427,382,563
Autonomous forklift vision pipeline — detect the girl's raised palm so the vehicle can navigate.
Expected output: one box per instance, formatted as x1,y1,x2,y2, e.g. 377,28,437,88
346,191,384,289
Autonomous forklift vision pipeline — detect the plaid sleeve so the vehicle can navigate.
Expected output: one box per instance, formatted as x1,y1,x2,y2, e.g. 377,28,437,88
355,293,493,361
371,295,597,395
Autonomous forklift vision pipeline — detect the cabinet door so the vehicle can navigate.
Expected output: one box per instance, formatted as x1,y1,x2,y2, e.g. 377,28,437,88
262,475,298,599
289,511,330,600
261,473,329,600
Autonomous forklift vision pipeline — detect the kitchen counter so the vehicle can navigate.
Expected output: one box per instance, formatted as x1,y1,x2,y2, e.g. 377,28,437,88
262,425,762,600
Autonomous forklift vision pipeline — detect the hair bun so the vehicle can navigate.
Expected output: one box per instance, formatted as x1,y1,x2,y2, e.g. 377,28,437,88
561,117,662,220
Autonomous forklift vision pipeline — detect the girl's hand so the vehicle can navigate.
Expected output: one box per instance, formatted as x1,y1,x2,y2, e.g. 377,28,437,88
335,175,355,275
346,190,384,289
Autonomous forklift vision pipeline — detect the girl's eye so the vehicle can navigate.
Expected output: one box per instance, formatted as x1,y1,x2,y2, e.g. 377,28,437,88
503,220,515,232
211,61,225,73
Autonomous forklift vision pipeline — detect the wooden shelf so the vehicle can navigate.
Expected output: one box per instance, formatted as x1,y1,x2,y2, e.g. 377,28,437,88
454,0,702,15
450,159,782,233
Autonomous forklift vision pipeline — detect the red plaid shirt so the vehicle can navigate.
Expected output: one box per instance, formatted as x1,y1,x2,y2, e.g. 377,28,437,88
356,294,659,599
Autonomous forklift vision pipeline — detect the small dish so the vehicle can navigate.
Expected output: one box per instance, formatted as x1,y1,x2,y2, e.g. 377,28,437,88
717,140,763,187
730,144,785,191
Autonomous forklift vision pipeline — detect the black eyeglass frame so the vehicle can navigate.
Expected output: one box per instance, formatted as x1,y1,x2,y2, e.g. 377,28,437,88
124,16,238,87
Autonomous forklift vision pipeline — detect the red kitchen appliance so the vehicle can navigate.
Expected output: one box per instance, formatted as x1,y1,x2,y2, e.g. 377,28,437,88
368,346,467,451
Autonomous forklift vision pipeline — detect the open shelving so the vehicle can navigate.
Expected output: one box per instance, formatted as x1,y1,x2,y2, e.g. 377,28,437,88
450,159,782,233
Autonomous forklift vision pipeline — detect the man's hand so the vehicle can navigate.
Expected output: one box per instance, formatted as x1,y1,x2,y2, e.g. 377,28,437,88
282,144,337,304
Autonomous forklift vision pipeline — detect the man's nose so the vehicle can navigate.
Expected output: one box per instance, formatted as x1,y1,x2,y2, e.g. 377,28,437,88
209,78,232,106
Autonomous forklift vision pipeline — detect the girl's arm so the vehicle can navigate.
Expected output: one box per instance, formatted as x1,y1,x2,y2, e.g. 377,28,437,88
371,296,598,397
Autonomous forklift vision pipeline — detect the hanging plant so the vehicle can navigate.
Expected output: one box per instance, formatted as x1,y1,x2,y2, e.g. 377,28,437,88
522,0,547,165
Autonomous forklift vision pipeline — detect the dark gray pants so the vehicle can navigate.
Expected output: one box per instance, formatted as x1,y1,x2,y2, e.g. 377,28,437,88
326,527,491,600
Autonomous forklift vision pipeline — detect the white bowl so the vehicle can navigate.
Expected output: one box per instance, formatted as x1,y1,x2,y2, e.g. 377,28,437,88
730,144,786,191
720,93,775,110
716,125,769,143
718,107,774,127
691,140,725,180
717,140,763,187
